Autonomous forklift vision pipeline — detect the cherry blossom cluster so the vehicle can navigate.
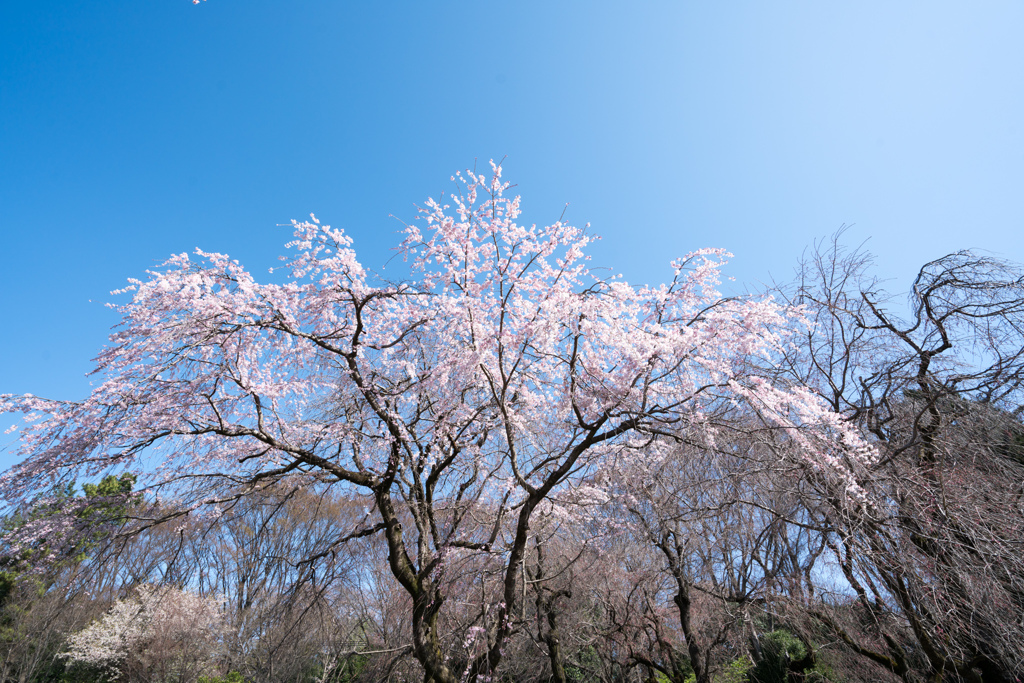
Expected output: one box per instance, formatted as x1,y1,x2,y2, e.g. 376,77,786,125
0,161,876,568
64,584,223,674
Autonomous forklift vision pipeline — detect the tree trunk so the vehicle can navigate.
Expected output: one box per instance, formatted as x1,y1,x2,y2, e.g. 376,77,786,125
376,487,458,683
674,584,709,683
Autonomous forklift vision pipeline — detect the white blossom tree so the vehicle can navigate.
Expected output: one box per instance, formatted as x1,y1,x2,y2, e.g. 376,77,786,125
65,584,223,683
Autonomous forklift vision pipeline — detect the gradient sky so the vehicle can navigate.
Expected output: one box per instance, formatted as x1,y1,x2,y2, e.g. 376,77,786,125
2,2,1023,461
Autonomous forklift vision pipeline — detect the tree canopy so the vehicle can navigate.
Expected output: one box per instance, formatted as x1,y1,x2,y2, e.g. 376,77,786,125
2,169,1022,683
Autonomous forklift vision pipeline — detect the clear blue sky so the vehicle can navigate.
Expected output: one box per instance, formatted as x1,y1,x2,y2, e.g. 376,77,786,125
2,1,1023,422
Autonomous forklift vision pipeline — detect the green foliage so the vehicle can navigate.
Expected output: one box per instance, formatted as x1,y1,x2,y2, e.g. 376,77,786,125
199,672,245,683
715,656,751,683
749,630,807,683
745,630,836,683
75,473,140,559
334,654,368,683
803,659,836,683
565,645,603,683
81,472,137,500
0,566,15,606
41,658,108,683
296,654,373,683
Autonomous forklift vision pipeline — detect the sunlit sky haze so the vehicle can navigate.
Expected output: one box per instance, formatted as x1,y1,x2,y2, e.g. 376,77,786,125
1,1,1022,412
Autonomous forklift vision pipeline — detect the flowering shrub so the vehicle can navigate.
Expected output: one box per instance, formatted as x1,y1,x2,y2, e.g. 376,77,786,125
65,585,223,683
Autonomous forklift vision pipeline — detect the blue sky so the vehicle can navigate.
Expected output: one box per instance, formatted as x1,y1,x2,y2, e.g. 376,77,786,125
2,1,1023,432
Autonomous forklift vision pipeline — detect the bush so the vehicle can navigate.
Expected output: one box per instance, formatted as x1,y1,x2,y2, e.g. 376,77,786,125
749,630,807,683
